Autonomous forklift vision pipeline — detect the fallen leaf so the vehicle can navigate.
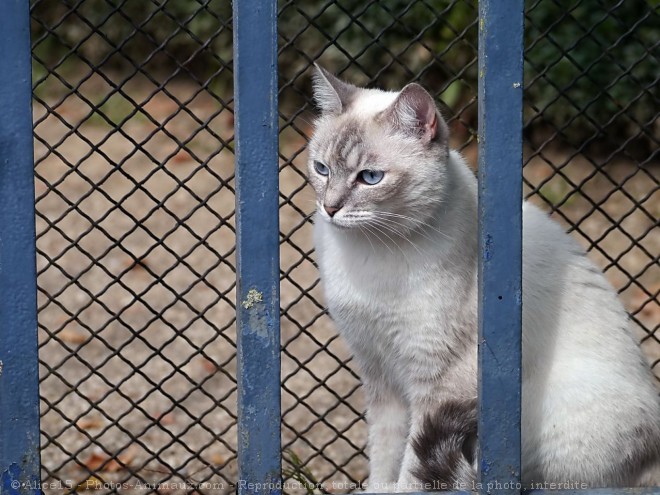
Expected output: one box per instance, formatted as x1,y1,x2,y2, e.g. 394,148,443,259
198,357,218,375
171,150,193,164
158,412,176,426
639,303,660,321
80,446,136,473
210,453,225,465
143,96,178,118
80,452,111,472
630,285,660,321
76,417,104,430
59,327,87,345
121,256,150,271
76,476,103,491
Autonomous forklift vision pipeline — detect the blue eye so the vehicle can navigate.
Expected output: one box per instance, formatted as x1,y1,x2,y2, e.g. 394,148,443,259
358,169,384,185
314,160,329,176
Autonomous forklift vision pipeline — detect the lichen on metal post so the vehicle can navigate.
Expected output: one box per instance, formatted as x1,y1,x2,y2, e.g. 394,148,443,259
233,1,281,495
477,0,524,493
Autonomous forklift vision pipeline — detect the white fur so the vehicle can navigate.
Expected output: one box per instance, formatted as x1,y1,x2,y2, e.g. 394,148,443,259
313,155,660,490
309,76,660,491
350,89,399,116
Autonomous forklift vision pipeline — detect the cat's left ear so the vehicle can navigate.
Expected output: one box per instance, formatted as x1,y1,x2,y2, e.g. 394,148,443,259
382,83,448,145
312,64,358,115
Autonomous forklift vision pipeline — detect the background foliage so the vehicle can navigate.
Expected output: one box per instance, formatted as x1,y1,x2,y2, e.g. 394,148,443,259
31,0,657,150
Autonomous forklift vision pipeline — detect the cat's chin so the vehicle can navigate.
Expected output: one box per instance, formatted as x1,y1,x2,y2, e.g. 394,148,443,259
327,220,354,230
318,215,356,230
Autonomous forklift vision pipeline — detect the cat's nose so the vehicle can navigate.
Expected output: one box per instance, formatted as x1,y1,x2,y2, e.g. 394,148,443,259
324,204,341,217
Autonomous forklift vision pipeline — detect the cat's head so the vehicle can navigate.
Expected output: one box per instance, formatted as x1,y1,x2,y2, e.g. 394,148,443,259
307,65,451,233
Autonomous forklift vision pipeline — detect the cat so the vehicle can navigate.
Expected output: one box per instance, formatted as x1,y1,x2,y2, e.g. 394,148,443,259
307,65,660,491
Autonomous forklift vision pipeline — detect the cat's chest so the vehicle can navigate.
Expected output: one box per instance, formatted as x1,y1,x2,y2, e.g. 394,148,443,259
318,242,454,385
320,242,430,329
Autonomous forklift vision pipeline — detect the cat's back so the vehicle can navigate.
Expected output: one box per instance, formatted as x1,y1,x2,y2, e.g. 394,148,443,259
521,202,650,374
521,202,660,485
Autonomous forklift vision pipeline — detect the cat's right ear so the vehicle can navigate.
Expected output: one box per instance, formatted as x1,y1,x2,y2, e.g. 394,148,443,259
381,83,448,145
312,64,357,115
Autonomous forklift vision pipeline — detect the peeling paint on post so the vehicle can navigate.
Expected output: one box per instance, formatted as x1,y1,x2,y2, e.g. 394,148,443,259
0,0,42,492
233,1,281,495
477,0,523,493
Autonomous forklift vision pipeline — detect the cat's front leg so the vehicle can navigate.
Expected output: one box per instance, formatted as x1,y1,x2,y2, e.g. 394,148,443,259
365,388,409,493
396,400,477,492
395,417,425,492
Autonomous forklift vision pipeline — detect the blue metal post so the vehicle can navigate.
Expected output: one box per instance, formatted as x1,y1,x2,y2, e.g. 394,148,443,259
477,0,524,493
233,1,281,495
0,0,41,493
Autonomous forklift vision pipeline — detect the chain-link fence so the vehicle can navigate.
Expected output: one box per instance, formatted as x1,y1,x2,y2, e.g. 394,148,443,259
32,0,658,493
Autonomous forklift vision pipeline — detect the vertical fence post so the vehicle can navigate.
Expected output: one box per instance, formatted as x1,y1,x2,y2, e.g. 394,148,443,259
477,0,524,493
233,1,281,495
0,1,41,493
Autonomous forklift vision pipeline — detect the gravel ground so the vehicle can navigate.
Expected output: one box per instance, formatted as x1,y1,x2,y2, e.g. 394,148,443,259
34,74,658,494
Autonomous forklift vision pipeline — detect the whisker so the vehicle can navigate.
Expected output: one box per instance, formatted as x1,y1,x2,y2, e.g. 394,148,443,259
357,225,377,255
365,220,399,250
294,115,315,128
375,216,460,269
363,223,395,256
371,210,454,242
370,218,423,258
370,214,436,244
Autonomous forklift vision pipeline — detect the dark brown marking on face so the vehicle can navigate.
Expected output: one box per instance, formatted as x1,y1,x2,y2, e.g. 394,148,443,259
310,100,449,226
328,121,364,170
364,150,379,166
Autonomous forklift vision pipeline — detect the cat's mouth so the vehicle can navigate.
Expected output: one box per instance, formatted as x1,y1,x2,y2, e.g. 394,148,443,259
317,208,359,230
318,205,390,231
325,216,355,230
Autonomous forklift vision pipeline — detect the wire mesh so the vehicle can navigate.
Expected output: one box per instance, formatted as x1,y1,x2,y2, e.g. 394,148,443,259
32,0,658,494
32,0,237,492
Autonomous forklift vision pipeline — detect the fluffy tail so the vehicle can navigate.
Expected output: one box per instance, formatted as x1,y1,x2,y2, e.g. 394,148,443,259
412,398,478,491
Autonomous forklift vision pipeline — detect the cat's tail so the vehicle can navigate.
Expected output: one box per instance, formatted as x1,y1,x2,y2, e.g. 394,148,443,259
412,398,478,491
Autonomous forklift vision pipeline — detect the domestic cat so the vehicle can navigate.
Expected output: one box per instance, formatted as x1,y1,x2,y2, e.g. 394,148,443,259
307,65,660,491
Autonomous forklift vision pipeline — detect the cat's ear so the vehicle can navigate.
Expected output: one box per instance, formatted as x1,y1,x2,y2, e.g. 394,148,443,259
312,64,357,115
382,83,448,145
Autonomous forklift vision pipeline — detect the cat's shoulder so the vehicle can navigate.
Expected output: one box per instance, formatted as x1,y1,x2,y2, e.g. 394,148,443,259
522,201,575,247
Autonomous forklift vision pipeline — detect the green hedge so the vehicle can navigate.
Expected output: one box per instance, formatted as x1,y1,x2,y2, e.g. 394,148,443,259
525,1,658,152
31,0,657,149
